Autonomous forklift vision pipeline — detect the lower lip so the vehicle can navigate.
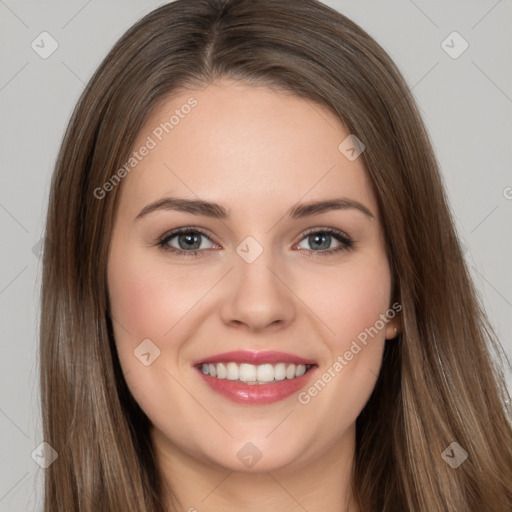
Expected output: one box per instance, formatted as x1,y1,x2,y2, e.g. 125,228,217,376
196,366,317,404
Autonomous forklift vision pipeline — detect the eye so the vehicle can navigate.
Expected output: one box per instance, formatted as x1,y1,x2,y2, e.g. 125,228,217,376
295,228,353,256
157,228,218,257
156,227,353,257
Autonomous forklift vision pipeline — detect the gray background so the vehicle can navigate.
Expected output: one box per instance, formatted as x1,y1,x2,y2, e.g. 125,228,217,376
1,0,511,510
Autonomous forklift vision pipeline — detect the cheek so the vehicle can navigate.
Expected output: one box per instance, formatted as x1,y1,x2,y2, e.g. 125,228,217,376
107,249,211,348
106,244,226,412
296,257,392,426
334,259,391,374
336,265,391,343
303,255,392,351
106,248,205,425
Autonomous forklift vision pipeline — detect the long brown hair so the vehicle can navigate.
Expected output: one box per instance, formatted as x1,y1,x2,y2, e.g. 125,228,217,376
40,0,512,510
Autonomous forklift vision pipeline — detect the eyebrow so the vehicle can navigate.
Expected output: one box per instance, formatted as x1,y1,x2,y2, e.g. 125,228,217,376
134,196,374,221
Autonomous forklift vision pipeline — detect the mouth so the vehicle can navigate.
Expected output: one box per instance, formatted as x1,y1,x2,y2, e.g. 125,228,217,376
199,361,314,384
192,350,318,404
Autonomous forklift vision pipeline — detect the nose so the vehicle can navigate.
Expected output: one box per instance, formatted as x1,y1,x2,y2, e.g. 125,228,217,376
219,248,297,333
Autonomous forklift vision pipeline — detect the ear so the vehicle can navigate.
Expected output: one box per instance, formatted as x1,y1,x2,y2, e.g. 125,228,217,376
385,315,401,340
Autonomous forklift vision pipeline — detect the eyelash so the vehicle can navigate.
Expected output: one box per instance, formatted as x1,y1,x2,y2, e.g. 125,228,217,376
156,226,353,258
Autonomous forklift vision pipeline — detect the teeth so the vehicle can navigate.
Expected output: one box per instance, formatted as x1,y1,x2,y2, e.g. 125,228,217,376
274,362,286,381
216,362,227,379
295,364,306,377
286,364,296,379
257,364,274,383
226,362,239,380
200,362,311,383
239,363,256,382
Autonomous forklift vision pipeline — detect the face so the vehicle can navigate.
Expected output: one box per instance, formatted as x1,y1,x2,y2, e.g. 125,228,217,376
107,78,399,474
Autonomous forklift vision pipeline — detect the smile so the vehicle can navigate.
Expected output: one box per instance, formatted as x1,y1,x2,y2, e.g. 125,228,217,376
200,362,313,384
193,350,318,404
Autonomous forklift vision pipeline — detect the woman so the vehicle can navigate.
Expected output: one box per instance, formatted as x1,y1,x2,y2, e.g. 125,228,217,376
40,0,512,510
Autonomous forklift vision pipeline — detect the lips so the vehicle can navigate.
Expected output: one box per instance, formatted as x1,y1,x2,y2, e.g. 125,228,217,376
192,350,316,366
192,350,318,405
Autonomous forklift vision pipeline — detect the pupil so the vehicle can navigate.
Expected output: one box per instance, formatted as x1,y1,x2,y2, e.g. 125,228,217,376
310,233,330,250
179,232,200,250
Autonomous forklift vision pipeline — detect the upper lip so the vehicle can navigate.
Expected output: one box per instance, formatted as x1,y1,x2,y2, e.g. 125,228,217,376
193,350,317,366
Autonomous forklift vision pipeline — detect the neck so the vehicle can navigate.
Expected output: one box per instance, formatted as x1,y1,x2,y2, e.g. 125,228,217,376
151,424,360,512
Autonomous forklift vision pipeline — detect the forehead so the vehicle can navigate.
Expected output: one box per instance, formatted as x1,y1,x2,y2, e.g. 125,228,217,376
117,79,378,222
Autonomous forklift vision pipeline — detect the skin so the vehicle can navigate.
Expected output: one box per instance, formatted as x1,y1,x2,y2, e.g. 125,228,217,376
107,78,400,512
